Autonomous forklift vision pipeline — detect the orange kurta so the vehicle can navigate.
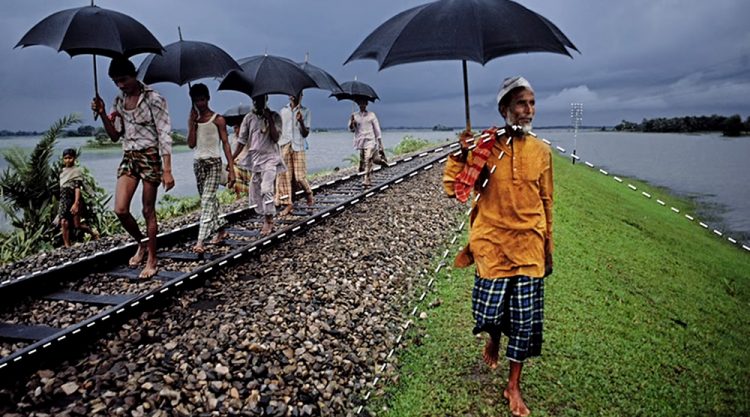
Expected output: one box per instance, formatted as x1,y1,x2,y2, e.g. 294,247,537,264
443,132,553,278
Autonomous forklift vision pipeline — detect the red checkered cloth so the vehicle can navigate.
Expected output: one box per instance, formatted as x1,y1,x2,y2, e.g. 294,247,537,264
454,128,498,203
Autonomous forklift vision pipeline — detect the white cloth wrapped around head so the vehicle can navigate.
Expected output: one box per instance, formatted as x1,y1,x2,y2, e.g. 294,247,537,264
496,76,533,105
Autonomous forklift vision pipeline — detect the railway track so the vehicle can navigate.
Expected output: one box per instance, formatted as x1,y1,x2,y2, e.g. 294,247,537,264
0,142,459,382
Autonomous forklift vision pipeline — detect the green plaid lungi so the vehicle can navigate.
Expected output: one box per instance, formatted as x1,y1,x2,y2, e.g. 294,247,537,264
472,275,544,362
194,157,226,242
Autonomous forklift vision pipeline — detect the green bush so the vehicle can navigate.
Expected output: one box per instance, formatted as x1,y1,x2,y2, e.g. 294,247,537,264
393,135,432,155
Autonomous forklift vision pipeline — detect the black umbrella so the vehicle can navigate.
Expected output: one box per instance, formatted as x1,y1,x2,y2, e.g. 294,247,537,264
222,103,252,126
15,4,163,98
137,28,240,86
331,80,379,102
297,54,343,95
218,54,316,98
344,0,578,130
223,103,252,118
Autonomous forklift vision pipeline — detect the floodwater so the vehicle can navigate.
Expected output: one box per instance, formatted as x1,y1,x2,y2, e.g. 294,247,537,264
541,129,750,240
1,129,748,240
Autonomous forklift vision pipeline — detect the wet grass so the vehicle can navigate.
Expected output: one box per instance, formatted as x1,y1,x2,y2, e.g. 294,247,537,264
372,152,750,416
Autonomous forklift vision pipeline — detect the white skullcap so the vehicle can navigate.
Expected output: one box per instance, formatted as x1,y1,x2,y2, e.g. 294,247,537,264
496,76,533,105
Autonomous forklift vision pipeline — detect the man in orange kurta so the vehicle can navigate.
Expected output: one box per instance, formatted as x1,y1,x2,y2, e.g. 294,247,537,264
443,76,553,417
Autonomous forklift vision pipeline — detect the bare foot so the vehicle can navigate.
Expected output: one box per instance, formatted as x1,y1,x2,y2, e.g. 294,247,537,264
482,337,499,369
193,242,205,254
128,244,147,268
138,262,158,280
260,221,273,237
279,204,294,217
209,229,228,245
306,194,314,206
92,230,100,240
503,387,531,417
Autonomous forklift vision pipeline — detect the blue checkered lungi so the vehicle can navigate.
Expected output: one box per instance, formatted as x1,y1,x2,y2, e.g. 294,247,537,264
472,275,544,362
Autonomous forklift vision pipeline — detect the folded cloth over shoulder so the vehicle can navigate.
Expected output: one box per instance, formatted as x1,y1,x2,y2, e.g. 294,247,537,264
454,128,498,203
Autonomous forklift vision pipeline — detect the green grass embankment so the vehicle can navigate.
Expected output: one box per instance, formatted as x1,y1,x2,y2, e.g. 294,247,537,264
375,152,750,416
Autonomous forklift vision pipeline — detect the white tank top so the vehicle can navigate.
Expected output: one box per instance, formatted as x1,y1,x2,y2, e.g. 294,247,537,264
194,113,222,160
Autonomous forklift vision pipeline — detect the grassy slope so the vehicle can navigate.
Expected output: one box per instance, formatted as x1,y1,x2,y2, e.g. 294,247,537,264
375,152,750,416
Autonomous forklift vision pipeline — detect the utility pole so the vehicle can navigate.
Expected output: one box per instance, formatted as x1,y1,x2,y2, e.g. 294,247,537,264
570,102,583,164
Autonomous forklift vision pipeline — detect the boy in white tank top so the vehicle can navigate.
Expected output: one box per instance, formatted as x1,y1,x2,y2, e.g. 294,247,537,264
187,83,236,253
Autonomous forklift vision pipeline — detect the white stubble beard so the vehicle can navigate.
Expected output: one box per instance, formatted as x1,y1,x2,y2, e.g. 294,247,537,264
506,113,533,135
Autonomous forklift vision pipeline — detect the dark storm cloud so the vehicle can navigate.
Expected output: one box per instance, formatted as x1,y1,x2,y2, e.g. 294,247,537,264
1,0,748,131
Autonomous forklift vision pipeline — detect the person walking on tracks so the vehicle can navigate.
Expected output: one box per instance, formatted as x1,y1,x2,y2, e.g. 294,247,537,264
186,83,236,253
233,94,285,236
91,57,175,280
443,76,553,417
348,97,385,187
276,92,314,216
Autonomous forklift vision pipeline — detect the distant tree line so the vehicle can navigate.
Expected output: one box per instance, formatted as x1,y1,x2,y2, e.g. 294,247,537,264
64,125,98,137
2,124,188,147
0,125,98,137
0,129,42,137
614,114,749,137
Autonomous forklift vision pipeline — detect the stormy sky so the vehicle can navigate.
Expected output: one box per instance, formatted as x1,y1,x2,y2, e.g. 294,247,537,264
1,0,748,131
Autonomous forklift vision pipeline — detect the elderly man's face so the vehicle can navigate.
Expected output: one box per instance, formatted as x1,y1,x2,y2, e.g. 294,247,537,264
503,88,535,132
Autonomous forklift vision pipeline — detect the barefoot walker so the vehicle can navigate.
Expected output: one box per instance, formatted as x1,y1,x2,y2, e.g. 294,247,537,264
92,57,175,279
232,95,285,236
348,97,384,187
275,92,314,216
187,83,236,253
443,76,553,417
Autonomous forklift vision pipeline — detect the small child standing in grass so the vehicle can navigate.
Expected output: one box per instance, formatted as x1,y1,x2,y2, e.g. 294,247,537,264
59,148,98,247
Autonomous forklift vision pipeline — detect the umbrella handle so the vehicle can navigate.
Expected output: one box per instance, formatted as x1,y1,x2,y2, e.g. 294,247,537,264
93,55,99,121
462,60,471,132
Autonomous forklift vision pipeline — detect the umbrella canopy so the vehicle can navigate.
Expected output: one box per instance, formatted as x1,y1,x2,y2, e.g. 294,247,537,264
218,54,316,98
15,5,162,58
344,0,578,130
297,61,344,95
15,5,163,99
331,80,379,102
137,39,240,86
222,103,252,127
223,103,252,118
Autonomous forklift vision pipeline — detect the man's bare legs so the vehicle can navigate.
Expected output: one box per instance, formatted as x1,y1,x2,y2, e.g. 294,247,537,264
114,175,147,267
481,328,529,416
482,332,500,369
61,219,72,247
114,175,159,279
209,228,229,244
140,180,159,279
306,191,314,208
260,214,274,236
279,204,294,217
503,361,530,417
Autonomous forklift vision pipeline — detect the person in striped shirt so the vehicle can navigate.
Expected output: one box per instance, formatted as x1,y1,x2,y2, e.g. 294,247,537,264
91,57,174,280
